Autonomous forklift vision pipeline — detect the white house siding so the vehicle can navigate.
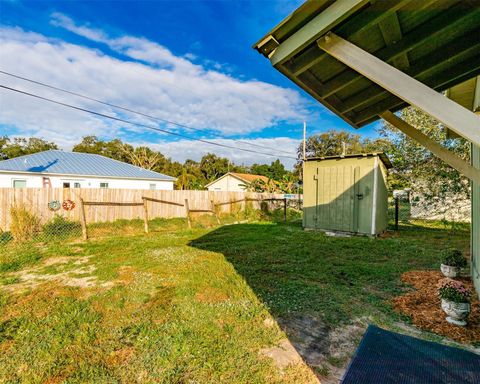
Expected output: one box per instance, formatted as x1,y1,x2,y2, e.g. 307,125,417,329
206,175,247,192
0,172,174,190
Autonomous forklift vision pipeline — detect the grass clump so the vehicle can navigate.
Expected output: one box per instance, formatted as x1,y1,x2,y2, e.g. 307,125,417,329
9,204,41,242
0,246,42,273
0,231,13,245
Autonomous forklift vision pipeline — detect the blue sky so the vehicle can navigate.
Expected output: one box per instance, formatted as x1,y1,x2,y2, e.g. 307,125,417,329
0,0,380,168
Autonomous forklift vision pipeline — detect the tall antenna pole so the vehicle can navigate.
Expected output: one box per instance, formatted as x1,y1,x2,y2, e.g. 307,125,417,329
303,121,307,161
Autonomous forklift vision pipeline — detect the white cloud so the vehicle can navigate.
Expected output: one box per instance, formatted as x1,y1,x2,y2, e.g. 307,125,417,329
0,15,306,166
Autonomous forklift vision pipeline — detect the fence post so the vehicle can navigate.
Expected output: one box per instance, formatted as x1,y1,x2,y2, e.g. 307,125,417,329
142,198,149,234
211,199,220,225
79,198,88,240
283,198,287,223
185,199,191,229
395,197,399,231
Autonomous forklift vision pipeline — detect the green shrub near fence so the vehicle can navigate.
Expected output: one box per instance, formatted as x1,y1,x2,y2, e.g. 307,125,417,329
42,215,82,239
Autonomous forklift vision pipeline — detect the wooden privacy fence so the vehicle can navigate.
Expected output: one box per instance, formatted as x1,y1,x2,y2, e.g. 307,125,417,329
0,188,289,233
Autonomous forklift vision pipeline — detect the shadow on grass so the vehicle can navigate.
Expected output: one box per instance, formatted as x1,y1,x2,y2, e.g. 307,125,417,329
188,221,470,374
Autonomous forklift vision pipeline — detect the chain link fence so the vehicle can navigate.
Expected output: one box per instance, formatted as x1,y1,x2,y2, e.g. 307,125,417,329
0,192,303,266
388,190,471,230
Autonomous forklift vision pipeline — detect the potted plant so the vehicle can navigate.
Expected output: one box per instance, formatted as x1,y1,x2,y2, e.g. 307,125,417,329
438,278,471,326
440,249,467,278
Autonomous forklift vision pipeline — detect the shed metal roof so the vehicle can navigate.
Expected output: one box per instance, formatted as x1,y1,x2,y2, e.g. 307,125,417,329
305,152,393,168
0,150,175,181
253,0,480,128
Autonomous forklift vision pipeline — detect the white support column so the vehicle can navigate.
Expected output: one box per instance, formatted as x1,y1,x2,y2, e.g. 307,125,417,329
317,33,480,146
380,111,480,184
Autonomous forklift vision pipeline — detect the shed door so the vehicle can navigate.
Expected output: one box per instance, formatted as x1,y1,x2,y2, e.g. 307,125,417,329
315,166,356,232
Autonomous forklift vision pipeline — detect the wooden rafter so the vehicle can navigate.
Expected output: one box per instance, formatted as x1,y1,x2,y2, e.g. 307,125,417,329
288,0,414,77
354,54,480,125
318,32,480,145
269,0,368,66
340,32,480,114
319,5,479,98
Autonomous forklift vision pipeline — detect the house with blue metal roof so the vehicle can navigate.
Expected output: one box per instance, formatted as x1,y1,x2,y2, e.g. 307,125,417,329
0,150,176,190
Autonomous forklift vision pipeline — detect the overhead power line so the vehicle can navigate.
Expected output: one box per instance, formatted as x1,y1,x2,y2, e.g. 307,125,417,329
0,70,297,156
0,84,297,160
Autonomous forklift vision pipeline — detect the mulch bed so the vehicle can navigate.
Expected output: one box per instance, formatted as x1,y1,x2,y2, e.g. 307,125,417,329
393,270,480,344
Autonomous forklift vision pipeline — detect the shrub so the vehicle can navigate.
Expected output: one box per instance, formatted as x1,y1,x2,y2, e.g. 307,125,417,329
9,205,41,242
43,215,81,238
441,249,467,268
437,278,471,303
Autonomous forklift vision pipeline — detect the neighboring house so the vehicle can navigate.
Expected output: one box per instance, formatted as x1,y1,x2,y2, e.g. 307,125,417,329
205,172,269,192
0,150,175,190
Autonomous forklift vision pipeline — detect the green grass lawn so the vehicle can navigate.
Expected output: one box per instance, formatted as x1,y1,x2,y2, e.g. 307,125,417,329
0,214,471,383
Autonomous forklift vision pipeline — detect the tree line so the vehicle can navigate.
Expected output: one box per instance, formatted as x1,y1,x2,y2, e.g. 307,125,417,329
0,135,295,191
0,108,469,198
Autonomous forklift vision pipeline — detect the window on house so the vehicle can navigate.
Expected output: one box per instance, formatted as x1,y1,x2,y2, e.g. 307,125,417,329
149,184,156,190
74,182,81,188
63,182,70,188
100,182,109,189
13,179,27,188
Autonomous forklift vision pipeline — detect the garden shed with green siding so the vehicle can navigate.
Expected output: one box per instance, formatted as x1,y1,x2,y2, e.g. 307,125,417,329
303,153,391,235
253,0,480,296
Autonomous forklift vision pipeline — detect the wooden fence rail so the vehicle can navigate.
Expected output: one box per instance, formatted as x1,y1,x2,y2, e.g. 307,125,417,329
0,188,290,231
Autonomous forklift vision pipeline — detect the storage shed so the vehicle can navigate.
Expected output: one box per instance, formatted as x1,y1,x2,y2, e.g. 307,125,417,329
303,153,392,235
253,0,480,296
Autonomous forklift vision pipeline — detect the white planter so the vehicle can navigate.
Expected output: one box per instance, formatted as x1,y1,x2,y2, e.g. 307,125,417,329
441,299,471,326
440,263,460,278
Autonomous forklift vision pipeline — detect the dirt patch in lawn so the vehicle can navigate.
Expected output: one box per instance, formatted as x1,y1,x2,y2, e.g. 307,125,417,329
393,270,480,344
2,283,80,319
276,315,367,384
260,339,320,383
195,286,229,303
2,256,112,293
105,346,136,367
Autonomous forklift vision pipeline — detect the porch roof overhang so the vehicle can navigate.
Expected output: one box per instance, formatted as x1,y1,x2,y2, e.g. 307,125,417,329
253,0,480,130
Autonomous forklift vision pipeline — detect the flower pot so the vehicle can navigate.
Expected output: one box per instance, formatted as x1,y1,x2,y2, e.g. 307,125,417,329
440,263,460,278
441,299,470,326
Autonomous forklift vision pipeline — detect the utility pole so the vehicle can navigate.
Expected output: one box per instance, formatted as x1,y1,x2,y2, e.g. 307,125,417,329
303,121,307,161
300,121,307,207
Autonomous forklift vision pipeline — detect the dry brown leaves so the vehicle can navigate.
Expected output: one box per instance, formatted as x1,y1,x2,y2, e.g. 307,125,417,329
393,270,480,344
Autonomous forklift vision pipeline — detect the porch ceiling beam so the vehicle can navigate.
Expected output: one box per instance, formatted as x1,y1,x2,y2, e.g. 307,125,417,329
288,0,413,77
319,6,480,99
380,111,480,184
354,54,480,125
317,33,480,146
269,0,368,67
339,32,480,114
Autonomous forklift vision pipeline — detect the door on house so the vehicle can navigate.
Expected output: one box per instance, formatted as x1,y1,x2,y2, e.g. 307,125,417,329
315,166,365,232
